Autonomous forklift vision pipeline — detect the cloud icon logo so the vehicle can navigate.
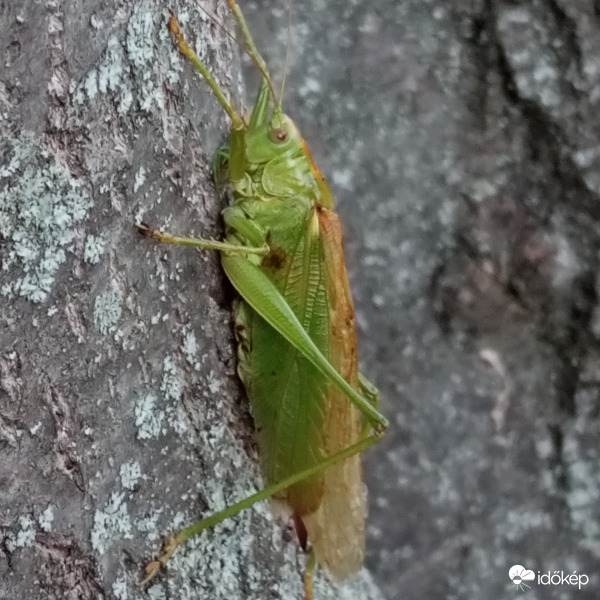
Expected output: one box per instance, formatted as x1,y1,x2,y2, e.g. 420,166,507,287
509,565,535,591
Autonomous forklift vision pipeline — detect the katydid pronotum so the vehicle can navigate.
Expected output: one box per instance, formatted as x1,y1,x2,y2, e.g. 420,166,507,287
138,3,389,598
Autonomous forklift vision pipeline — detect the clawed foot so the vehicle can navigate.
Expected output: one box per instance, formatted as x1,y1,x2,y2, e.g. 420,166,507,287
139,535,179,586
135,222,155,238
135,222,176,245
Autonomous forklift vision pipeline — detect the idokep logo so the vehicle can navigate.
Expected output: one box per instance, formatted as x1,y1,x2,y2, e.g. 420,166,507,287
509,565,535,591
509,564,590,592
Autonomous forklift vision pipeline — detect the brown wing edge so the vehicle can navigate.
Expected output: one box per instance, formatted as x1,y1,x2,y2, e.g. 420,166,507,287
300,207,366,579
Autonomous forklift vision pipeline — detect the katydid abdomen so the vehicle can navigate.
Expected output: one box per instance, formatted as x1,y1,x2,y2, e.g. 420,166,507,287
223,195,366,577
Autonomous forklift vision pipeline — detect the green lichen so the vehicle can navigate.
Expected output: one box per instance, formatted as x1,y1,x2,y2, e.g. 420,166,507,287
0,132,92,303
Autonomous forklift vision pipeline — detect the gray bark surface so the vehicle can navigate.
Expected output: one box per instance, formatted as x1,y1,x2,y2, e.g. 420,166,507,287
0,1,384,599
244,1,600,599
2,1,600,600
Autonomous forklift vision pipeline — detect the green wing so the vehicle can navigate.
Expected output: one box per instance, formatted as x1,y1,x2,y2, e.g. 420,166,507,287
222,200,367,576
221,203,385,431
222,199,330,514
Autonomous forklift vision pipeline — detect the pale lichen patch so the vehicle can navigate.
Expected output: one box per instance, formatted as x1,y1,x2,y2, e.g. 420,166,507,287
206,370,222,396
120,461,143,490
134,393,165,440
134,373,184,438
181,329,200,369
112,575,129,600
147,585,167,600
29,421,42,435
5,515,36,552
14,515,36,549
83,69,99,100
84,234,106,264
126,7,154,69
0,132,92,302
160,355,188,434
93,288,123,334
135,510,163,543
72,33,129,113
314,568,387,600
160,356,182,402
91,491,133,553
126,4,165,113
72,3,173,116
133,165,147,193
38,505,55,532
564,397,600,539
98,35,125,95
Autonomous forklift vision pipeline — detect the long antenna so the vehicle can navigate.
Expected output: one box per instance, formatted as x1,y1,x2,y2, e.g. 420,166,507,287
194,0,278,104
278,0,294,106
169,14,243,128
224,0,280,105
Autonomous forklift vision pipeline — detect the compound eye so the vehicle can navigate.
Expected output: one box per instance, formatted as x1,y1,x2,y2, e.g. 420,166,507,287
269,127,289,143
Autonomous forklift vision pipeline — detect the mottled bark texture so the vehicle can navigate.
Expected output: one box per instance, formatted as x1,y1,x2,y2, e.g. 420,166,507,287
0,1,384,600
243,1,600,599
3,1,600,600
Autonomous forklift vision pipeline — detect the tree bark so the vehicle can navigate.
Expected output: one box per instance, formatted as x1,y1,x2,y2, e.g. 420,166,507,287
3,1,600,600
0,2,385,599
245,1,600,599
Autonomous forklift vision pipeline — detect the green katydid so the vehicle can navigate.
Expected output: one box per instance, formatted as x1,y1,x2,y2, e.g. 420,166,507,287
138,4,389,598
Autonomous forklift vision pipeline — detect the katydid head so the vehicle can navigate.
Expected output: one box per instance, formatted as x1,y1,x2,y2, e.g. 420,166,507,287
245,107,303,164
241,105,333,206
168,7,333,205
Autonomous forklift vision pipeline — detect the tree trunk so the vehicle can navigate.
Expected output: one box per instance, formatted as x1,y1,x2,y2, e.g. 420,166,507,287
0,2,384,599
3,1,600,600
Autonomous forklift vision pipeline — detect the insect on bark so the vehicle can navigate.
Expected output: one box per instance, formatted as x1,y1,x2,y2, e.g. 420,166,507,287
138,3,389,598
